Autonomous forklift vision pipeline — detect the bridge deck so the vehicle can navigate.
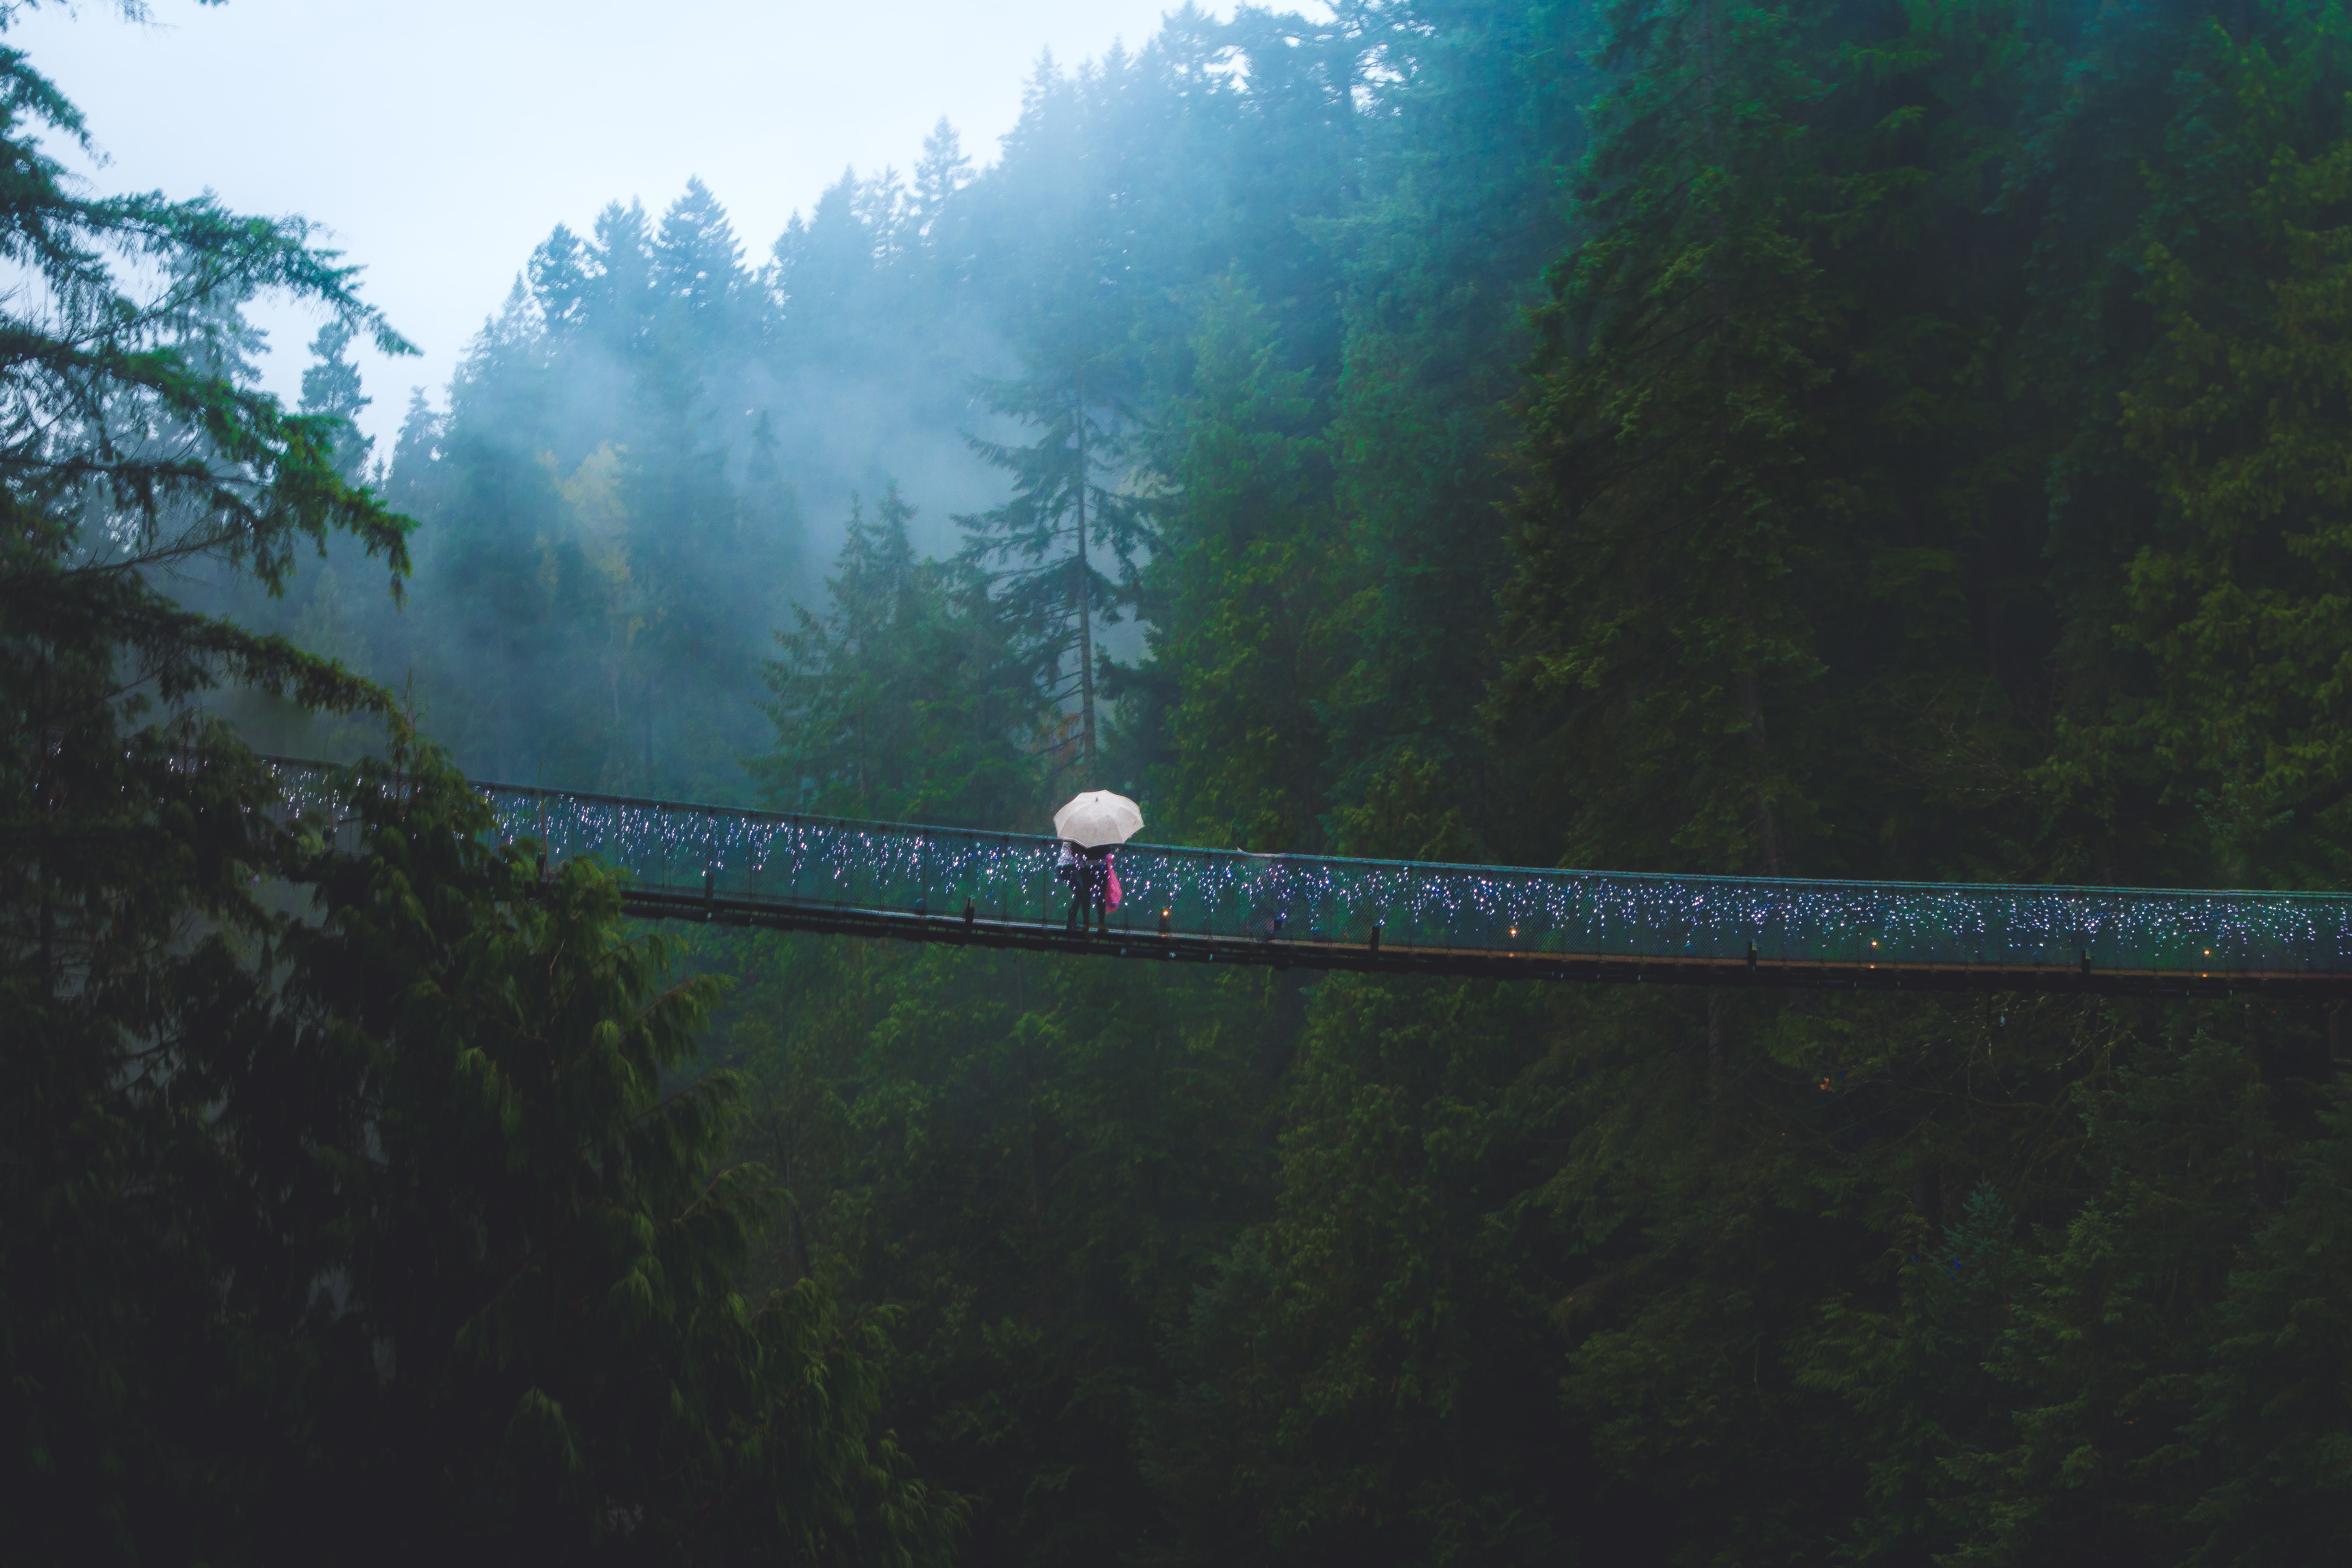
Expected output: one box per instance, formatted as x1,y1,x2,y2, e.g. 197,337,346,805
620,883,2328,997
269,761,2352,997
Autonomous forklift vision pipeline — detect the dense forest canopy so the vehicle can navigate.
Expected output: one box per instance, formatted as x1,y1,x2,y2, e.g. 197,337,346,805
14,0,2352,1563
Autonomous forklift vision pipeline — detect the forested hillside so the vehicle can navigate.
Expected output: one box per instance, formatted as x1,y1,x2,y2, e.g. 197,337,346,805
16,0,2352,1563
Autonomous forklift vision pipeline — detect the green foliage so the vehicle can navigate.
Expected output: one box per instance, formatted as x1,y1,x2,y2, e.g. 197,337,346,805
723,939,1287,1565
722,5,2352,1563
1146,977,1584,1567
956,366,1155,790
0,14,955,1559
1934,1023,2276,1564
1142,278,1339,851
2059,14,2352,885
33,0,2352,1564
2189,1094,2352,1563
262,763,961,1562
300,317,376,482
759,485,1041,826
0,20,405,1548
1497,0,2058,880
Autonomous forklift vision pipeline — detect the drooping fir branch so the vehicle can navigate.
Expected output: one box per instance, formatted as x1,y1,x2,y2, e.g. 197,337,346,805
0,38,416,625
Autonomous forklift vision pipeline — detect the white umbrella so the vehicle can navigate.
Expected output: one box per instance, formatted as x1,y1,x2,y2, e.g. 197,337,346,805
1054,790,1143,848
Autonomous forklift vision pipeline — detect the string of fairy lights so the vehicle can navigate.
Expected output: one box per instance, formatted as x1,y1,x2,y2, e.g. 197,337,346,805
264,762,2352,973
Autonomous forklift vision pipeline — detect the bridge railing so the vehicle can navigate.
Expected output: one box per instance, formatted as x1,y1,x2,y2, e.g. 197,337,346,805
264,761,2352,978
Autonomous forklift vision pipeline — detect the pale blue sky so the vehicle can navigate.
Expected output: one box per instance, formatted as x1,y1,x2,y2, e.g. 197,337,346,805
14,0,1254,448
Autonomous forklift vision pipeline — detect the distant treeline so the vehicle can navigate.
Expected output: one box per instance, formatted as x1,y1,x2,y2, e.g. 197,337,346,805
223,4,1503,806
16,1,2352,1566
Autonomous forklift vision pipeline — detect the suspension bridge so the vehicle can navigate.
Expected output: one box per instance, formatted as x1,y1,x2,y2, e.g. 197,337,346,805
270,760,2352,998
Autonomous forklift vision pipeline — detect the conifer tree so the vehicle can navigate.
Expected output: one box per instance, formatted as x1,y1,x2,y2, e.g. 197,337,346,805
586,198,658,361
384,386,441,510
2046,10,2352,887
2190,1097,2352,1563
653,175,750,350
0,17,962,1560
758,485,1035,826
911,116,972,244
1143,278,1337,850
0,15,409,1552
613,185,776,797
1496,0,1840,876
526,220,594,336
298,317,375,482
772,171,883,365
958,368,1153,786
262,754,964,1563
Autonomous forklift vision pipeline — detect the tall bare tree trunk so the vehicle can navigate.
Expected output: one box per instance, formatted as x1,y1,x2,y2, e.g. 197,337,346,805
1073,387,1097,785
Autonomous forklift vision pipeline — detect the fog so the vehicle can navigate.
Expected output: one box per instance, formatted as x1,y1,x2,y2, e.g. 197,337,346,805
129,1,1390,811
16,0,1247,450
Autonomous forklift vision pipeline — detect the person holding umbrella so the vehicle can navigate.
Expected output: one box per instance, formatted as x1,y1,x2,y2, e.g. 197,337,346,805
1054,789,1142,933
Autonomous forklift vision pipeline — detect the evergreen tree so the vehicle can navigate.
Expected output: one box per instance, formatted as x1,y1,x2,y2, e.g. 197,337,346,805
1315,0,1593,857
1139,278,1338,850
0,19,961,1561
772,171,884,368
911,116,973,246
1144,976,1587,1568
384,385,442,513
299,317,375,482
263,756,963,1563
2189,1097,2352,1563
586,197,659,362
0,15,408,1552
2046,8,2352,888
653,175,751,352
527,220,595,336
958,367,1154,787
1497,0,1845,877
757,484,1038,827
